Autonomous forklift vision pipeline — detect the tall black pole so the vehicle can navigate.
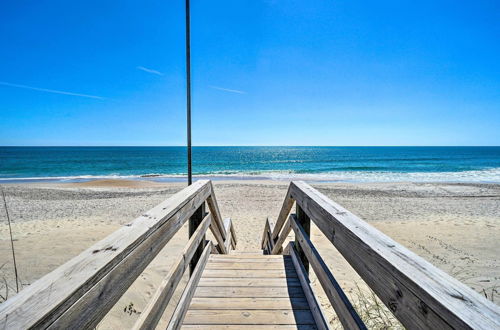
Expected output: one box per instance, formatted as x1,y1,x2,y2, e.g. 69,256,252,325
185,0,192,185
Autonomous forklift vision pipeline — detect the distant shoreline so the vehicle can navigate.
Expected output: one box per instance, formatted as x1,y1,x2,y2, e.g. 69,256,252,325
1,172,500,184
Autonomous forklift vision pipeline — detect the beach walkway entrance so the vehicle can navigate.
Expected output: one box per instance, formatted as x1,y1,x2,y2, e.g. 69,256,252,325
1,180,499,329
181,252,321,329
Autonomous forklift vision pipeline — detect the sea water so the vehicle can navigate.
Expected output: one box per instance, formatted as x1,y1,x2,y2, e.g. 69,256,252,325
1,146,499,183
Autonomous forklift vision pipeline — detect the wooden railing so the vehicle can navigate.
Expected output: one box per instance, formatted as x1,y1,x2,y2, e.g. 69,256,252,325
0,180,236,329
263,181,500,330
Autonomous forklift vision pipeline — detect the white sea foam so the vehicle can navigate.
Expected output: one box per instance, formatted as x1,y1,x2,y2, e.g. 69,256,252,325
1,167,500,183
259,167,500,183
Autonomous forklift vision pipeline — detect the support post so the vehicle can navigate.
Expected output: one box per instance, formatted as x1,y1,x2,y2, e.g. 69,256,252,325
189,202,205,275
295,204,310,274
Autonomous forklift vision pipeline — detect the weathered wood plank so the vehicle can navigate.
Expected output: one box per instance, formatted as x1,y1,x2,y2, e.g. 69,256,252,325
132,213,212,330
189,204,206,275
261,217,271,249
206,182,227,240
261,217,276,252
0,180,211,329
208,256,287,262
229,250,264,255
189,297,310,310
223,218,233,253
295,206,310,274
205,262,292,270
194,286,305,298
202,269,297,278
290,181,500,329
271,184,295,241
182,325,317,330
229,218,237,248
271,214,293,254
291,216,366,330
183,309,316,325
198,277,301,287
209,216,228,255
167,242,212,330
288,243,329,330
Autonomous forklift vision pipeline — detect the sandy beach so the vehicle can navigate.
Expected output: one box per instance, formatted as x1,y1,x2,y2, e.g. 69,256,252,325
0,179,499,328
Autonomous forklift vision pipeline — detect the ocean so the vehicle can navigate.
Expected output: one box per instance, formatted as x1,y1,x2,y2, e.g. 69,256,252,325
1,146,500,183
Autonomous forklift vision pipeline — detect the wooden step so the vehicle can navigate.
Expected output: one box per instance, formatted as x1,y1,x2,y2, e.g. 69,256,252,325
182,254,319,329
183,309,316,325
189,297,310,310
198,277,301,287
229,249,264,255
195,286,305,298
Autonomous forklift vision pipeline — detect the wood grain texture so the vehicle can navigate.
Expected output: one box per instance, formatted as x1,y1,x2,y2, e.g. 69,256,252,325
272,184,295,241
183,310,316,325
291,216,365,330
183,252,322,329
198,277,301,287
229,250,264,255
261,218,271,249
202,269,298,278
223,218,234,253
206,181,227,240
194,286,305,298
262,218,276,254
209,216,228,255
167,242,212,330
229,218,237,247
205,262,292,270
133,213,212,330
189,297,310,310
290,180,500,329
0,180,211,330
288,243,329,330
189,204,207,275
208,256,287,262
271,214,294,254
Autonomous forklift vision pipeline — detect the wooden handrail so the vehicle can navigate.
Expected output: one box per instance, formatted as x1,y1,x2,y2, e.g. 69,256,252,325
133,213,212,330
206,181,226,240
271,183,294,241
0,180,232,329
167,241,212,330
291,214,366,329
261,217,275,254
269,181,500,329
271,214,293,254
287,242,329,330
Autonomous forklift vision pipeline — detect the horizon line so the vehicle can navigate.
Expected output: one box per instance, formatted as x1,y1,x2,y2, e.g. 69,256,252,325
1,145,499,148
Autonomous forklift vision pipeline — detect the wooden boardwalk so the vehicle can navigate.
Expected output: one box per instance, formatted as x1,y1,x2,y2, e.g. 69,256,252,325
1,180,499,329
182,252,319,329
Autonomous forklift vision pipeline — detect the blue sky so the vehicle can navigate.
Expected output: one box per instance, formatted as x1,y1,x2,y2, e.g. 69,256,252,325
0,0,499,146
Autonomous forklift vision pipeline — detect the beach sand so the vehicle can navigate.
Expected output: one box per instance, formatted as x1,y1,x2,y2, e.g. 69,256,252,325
0,179,498,328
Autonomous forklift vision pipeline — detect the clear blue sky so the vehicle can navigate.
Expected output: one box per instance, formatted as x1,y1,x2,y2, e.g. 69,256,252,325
0,0,499,146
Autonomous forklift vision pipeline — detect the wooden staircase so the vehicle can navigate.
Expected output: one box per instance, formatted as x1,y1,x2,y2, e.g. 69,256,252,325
2,180,499,330
182,253,323,329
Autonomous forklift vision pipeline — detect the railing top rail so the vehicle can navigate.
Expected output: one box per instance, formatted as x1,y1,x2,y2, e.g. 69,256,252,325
0,180,215,329
274,180,500,329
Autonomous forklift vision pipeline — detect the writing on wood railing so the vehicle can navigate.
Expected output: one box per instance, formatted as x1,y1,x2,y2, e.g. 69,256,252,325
264,181,500,330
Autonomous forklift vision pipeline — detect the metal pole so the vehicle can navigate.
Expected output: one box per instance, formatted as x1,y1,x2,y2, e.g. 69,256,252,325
185,0,192,185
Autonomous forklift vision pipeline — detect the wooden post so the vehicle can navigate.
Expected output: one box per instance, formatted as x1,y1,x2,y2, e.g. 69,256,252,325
189,202,206,275
295,204,310,274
